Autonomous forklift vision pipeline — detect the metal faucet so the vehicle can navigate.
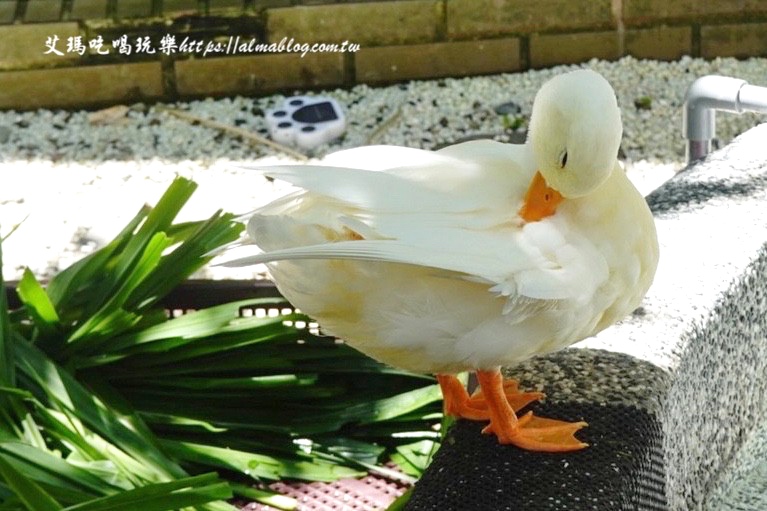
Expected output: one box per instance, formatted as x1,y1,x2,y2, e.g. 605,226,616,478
683,75,767,164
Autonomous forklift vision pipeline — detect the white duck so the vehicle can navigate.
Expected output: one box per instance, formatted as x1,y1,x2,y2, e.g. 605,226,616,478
223,69,659,452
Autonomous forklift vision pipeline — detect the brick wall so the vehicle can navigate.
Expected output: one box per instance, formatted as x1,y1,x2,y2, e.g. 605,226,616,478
1,0,766,109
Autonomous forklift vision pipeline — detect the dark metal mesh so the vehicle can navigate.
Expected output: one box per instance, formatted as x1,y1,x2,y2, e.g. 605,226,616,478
405,402,666,511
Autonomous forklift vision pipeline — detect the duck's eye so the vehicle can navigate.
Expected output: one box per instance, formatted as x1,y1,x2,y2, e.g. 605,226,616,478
559,151,568,169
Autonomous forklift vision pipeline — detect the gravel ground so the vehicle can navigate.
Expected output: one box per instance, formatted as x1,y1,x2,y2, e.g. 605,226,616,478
1,55,766,282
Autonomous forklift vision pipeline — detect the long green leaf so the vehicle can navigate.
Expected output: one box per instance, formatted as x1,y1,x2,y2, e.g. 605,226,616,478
390,440,438,476
48,177,196,331
134,374,319,391
125,211,243,312
100,340,402,379
0,453,61,511
78,299,298,364
66,233,171,345
46,205,150,316
230,483,297,511
386,488,413,511
0,239,26,439
13,340,187,482
112,178,196,280
161,440,364,482
302,383,443,430
15,269,60,339
63,473,233,511
0,440,120,504
0,240,15,388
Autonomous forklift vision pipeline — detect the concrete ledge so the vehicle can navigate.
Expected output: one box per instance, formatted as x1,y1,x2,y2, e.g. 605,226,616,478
408,123,767,509
708,418,767,510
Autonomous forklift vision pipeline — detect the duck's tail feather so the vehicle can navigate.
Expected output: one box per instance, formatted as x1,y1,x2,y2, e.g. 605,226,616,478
214,239,498,281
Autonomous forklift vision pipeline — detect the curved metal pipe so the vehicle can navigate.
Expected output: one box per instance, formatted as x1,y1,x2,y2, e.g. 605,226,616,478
683,75,767,163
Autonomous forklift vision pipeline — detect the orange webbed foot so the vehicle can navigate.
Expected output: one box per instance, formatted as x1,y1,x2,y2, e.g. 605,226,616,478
475,369,588,452
482,411,589,452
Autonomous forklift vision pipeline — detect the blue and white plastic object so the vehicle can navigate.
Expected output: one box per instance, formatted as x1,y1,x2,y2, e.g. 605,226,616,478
266,96,346,150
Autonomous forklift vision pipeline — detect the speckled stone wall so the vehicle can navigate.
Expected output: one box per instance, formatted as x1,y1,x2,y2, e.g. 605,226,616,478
588,123,767,509
408,124,767,510
663,246,767,509
648,133,767,510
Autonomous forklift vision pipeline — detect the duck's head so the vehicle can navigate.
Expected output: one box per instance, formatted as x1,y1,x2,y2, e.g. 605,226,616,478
519,69,622,222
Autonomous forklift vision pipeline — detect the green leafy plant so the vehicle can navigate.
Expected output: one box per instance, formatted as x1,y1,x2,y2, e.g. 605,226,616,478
500,114,526,132
0,177,443,511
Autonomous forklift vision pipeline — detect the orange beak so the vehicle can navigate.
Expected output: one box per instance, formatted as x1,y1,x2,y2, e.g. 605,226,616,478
518,171,564,222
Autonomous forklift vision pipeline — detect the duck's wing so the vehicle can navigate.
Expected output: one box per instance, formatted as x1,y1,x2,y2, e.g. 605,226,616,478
238,140,534,215
223,218,608,303
224,141,608,304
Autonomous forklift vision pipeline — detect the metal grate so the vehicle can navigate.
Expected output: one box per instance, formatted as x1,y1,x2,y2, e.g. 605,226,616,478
243,470,407,511
4,279,283,311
